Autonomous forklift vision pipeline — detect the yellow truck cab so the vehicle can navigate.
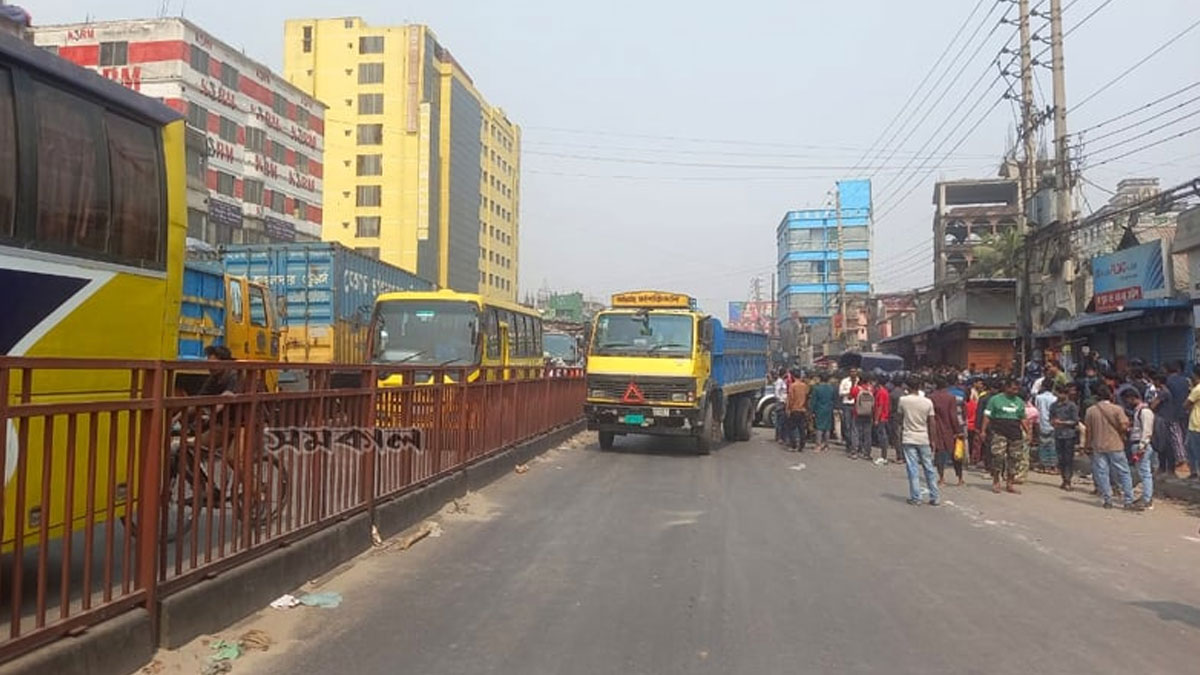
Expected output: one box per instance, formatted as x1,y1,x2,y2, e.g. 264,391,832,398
584,291,768,455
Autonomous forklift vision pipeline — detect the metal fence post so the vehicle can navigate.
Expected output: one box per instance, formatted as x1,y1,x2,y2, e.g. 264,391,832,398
137,363,165,637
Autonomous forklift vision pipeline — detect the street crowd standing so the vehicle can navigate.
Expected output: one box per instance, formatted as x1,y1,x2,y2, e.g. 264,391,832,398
768,356,1200,514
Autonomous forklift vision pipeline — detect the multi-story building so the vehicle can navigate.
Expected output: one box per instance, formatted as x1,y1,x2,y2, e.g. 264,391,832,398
283,17,519,301
931,178,1020,285
776,179,872,326
35,18,326,247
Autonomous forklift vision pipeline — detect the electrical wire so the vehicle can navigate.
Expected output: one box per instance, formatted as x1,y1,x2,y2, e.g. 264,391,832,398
1063,0,1116,38
1083,107,1200,158
1075,81,1200,135
1074,16,1200,110
1078,94,1200,145
1084,124,1200,169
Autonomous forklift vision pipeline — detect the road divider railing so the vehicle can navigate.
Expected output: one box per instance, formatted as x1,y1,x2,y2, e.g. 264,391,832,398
0,358,584,663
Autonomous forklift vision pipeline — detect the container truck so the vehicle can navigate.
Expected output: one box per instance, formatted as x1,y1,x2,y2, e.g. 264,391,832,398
222,242,434,365
584,290,769,454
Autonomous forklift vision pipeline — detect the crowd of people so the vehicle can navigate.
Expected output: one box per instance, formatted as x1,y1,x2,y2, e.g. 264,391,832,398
769,357,1200,512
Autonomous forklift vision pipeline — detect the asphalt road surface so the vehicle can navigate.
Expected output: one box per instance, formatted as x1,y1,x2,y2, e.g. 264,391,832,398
228,430,1200,675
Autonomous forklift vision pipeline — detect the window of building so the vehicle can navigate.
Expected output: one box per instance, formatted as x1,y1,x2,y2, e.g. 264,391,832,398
357,246,380,259
356,185,381,207
244,126,265,153
272,92,287,116
186,101,208,130
269,190,285,213
356,216,381,237
99,41,128,67
359,36,385,53
344,18,355,28
356,154,382,176
185,146,206,181
219,62,239,89
302,26,313,53
358,63,384,84
243,178,264,205
356,124,383,145
293,197,306,219
218,116,238,143
271,141,287,163
190,46,210,74
187,208,206,240
358,93,384,115
295,151,308,173
297,106,310,127
216,171,236,197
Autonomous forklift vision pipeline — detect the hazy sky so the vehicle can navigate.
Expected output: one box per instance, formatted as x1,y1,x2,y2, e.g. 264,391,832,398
32,0,1200,317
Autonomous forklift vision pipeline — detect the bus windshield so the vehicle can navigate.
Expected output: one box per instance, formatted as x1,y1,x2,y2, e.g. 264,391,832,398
373,300,480,366
544,333,579,361
591,312,694,357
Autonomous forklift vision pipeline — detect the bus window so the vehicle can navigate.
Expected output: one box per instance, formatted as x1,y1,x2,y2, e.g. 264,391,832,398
0,67,14,236
521,315,534,356
505,311,519,357
484,308,499,359
249,285,268,327
106,111,163,264
229,279,244,323
34,82,108,255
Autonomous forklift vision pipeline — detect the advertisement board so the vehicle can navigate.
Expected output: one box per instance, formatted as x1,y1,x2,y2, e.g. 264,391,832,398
1091,240,1171,313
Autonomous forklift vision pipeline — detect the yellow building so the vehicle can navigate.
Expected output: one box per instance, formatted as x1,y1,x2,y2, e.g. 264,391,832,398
283,17,520,301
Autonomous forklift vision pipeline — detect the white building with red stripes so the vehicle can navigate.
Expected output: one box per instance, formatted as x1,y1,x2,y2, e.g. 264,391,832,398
35,18,325,245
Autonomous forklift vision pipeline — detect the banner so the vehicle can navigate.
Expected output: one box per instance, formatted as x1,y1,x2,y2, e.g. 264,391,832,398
1091,240,1170,313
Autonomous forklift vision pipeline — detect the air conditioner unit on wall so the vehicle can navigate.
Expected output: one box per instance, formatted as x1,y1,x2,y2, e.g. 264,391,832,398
1062,259,1076,282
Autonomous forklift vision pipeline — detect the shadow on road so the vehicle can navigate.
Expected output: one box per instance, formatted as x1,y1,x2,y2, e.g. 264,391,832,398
596,435,709,458
1129,601,1200,630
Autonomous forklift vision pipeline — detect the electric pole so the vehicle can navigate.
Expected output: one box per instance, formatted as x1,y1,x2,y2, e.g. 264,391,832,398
1016,0,1037,368
1049,0,1071,225
835,184,847,345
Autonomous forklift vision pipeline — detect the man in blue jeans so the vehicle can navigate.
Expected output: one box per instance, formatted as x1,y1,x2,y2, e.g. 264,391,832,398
1121,388,1156,509
1084,384,1142,511
897,377,940,506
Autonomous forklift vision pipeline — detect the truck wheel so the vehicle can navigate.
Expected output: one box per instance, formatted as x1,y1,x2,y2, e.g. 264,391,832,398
695,403,715,455
598,431,615,450
736,397,753,442
723,400,738,442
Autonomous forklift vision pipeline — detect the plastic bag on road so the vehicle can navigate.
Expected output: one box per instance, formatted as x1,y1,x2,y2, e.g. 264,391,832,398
298,592,343,608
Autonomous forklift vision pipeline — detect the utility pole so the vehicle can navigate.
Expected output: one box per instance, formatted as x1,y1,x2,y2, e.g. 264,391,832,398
1049,0,1071,225
834,184,847,345
769,269,777,341
1016,0,1037,368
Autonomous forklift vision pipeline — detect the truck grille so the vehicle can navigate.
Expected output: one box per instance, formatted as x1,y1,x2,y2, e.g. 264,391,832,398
587,375,694,402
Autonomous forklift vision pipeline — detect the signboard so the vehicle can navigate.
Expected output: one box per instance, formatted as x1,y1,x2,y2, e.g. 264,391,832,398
208,199,243,228
1170,206,1200,253
728,302,745,324
1091,240,1171,313
969,328,1017,340
611,291,693,309
264,217,296,242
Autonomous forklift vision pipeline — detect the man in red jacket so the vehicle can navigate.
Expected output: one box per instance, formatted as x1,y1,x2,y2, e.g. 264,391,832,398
873,378,892,462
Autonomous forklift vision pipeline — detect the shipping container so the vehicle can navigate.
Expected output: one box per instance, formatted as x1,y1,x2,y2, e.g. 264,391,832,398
222,242,435,364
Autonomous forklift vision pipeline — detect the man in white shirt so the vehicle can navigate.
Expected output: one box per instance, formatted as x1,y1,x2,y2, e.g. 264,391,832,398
838,368,859,448
1035,383,1058,472
773,370,789,444
898,377,940,506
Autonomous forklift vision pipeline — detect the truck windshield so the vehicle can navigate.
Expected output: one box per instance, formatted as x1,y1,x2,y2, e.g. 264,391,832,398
544,333,578,361
373,300,480,366
591,313,693,357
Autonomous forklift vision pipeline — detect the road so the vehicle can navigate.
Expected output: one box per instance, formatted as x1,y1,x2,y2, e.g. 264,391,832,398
207,429,1200,675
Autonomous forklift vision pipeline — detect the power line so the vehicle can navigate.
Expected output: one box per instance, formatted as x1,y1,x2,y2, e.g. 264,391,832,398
1084,124,1200,169
523,139,998,161
850,0,993,174
1083,107,1200,158
523,150,996,172
525,167,993,182
1062,0,1117,37
1074,16,1200,110
1079,93,1200,145
1075,81,1200,135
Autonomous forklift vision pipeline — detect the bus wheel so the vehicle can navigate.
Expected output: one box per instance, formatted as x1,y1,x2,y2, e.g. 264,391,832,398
598,431,615,450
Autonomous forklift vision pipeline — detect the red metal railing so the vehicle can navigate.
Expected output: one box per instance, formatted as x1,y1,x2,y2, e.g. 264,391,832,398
0,358,584,663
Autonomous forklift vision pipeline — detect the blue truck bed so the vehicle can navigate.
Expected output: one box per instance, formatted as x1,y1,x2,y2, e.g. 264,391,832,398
178,260,226,361
711,321,768,395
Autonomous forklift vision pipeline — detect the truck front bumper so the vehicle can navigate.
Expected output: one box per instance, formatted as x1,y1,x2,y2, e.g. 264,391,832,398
584,403,702,436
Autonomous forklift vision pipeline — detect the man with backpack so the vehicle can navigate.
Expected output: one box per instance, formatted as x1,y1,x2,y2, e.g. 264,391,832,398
849,374,877,460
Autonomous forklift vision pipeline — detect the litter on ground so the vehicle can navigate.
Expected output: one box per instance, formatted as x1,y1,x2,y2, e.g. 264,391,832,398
298,592,343,608
873,458,888,466
269,594,300,609
789,463,806,472
515,463,530,474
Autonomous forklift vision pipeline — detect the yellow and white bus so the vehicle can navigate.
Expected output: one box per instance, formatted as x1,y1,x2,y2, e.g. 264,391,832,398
1,32,187,548
370,290,544,384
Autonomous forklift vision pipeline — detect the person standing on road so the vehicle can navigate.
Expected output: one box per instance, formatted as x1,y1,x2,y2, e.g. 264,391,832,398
773,369,789,445
1035,383,1059,474
872,376,892,462
839,368,860,448
849,374,877,460
898,377,940,506
929,376,964,486
810,373,836,452
981,378,1027,495
1050,384,1080,491
1121,388,1156,510
786,369,811,451
1085,385,1140,510
1184,366,1200,480
1164,361,1190,473
976,378,1001,472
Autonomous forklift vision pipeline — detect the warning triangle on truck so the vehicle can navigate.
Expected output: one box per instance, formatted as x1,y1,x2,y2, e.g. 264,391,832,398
622,382,645,404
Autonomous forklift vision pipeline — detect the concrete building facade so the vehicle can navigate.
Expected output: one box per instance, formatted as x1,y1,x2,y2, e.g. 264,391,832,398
283,17,519,301
932,178,1021,285
35,18,326,246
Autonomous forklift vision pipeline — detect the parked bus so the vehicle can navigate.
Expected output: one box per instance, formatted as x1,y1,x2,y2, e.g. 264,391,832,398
1,32,187,548
370,290,544,384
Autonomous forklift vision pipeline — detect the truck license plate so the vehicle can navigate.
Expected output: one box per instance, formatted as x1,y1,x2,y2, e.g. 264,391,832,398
623,414,645,425
652,408,669,417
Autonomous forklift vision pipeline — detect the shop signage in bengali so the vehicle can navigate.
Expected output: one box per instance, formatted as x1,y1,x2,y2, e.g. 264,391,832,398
969,328,1017,340
264,217,296,242
208,199,243,228
1091,240,1170,313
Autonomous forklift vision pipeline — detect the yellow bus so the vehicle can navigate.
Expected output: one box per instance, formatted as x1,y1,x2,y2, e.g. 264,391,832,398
370,289,544,384
1,32,187,548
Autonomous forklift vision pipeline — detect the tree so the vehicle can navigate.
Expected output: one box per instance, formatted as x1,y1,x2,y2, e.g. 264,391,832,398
969,228,1026,279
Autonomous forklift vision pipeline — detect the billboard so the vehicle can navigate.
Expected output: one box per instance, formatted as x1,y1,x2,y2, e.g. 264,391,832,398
728,302,745,324
1091,239,1171,313
727,301,773,332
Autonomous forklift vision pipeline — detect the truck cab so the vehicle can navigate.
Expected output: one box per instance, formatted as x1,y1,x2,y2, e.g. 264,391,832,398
584,291,767,454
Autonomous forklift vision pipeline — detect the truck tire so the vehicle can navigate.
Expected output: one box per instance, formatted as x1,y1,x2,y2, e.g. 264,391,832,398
723,399,738,442
736,397,753,442
598,431,615,450
695,403,716,455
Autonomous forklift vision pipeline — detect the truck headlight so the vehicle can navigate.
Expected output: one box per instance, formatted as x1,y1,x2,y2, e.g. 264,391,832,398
671,392,689,402
590,389,606,398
